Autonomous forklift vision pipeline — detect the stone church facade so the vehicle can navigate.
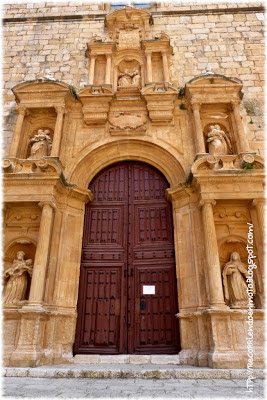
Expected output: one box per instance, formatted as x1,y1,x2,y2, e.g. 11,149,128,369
2,2,265,369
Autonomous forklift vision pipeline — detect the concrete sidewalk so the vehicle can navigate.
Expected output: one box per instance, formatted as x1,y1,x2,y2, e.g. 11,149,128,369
3,364,265,380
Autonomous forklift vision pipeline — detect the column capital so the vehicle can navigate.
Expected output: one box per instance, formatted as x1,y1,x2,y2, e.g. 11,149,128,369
54,105,65,115
199,199,216,209
15,105,29,116
251,198,265,207
38,201,56,210
190,100,202,110
230,99,241,110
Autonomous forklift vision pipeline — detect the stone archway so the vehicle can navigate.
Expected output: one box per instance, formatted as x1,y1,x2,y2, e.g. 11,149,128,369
68,139,187,190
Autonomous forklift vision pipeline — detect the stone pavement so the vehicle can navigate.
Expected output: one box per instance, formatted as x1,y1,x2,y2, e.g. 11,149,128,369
3,364,265,380
3,364,265,398
3,376,265,398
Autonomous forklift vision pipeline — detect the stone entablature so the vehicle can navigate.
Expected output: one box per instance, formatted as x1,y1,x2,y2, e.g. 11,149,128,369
2,5,265,370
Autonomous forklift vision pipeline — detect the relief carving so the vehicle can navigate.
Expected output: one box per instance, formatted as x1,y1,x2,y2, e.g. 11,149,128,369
118,61,141,88
206,124,232,155
222,251,255,308
28,129,52,160
109,112,147,131
3,251,33,305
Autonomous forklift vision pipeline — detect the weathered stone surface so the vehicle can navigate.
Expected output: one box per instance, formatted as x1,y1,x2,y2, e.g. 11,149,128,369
2,2,265,370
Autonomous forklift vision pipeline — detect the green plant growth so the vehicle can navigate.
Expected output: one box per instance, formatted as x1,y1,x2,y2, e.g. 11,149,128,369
179,103,186,110
178,87,185,98
209,78,214,84
242,162,254,170
185,171,193,186
69,85,78,100
249,118,254,124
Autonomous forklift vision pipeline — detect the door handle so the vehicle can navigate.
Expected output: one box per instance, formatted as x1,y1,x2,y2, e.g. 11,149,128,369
131,268,133,276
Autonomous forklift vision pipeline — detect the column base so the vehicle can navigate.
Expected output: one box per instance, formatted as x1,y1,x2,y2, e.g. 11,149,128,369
9,309,47,367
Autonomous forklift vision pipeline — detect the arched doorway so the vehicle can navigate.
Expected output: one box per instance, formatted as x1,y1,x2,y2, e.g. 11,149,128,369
74,161,179,354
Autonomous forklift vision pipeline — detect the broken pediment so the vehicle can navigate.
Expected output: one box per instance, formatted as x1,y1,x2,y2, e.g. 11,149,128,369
105,6,153,47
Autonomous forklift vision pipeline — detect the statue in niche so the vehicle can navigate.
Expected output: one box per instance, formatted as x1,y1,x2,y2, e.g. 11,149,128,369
132,68,141,87
118,66,141,87
206,124,232,155
118,69,132,87
3,251,33,305
222,252,255,308
28,129,52,160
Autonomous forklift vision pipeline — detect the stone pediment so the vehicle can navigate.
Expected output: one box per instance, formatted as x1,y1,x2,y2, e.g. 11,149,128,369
12,80,73,108
185,74,243,103
105,7,153,46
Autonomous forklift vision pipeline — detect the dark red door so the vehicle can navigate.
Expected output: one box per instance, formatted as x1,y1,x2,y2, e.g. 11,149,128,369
74,162,179,355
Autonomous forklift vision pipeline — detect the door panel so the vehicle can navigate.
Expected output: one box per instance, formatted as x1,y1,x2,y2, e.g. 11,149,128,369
74,162,179,355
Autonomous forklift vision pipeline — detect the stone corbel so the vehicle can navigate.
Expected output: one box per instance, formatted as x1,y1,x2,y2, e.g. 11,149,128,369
141,83,178,125
78,86,114,125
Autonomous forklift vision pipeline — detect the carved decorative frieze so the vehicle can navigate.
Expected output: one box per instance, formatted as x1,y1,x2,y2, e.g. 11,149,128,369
191,154,264,172
3,157,64,174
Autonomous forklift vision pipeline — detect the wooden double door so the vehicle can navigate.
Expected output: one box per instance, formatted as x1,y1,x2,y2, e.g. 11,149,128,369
74,162,179,355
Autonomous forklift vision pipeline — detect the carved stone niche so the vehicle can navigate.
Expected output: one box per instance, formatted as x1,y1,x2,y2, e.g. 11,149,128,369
3,241,36,308
218,237,263,309
185,74,251,155
10,81,75,160
141,83,178,125
78,86,114,125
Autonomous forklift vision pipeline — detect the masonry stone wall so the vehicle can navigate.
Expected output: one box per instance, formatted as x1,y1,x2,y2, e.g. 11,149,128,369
3,2,265,157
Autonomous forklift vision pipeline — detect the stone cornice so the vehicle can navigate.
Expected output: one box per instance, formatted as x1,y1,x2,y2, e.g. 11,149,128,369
3,6,264,24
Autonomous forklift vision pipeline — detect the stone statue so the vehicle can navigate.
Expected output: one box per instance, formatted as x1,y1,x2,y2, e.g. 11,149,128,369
118,69,132,87
207,124,232,155
132,68,141,87
222,252,255,308
118,67,141,87
28,129,52,160
3,251,33,305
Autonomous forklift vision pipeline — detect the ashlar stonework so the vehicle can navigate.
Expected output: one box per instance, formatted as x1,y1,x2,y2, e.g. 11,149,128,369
2,3,264,369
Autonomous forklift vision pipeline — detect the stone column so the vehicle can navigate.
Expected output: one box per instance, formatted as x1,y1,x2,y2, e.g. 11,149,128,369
88,55,96,85
200,200,227,309
231,100,250,153
51,106,65,157
105,54,112,85
146,52,152,83
162,51,170,82
9,105,28,158
191,101,206,155
28,202,54,307
251,199,265,239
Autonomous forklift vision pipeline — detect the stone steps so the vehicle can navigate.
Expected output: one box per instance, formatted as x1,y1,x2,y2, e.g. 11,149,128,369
73,354,180,365
4,364,265,380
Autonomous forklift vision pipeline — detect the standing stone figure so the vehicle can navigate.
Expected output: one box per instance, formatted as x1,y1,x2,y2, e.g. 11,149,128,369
222,252,255,308
207,124,232,155
28,129,52,159
3,251,33,305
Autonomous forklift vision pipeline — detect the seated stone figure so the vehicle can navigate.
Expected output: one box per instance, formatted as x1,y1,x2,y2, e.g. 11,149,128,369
28,129,52,159
3,251,33,305
222,251,255,308
207,124,232,155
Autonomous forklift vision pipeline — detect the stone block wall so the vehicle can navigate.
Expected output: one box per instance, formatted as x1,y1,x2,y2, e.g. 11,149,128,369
3,1,264,157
